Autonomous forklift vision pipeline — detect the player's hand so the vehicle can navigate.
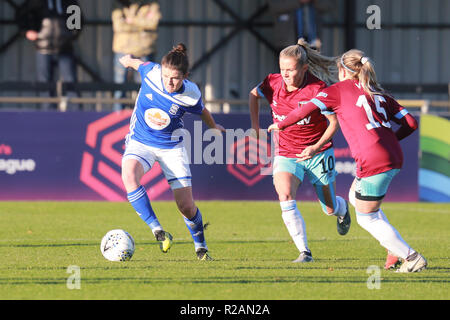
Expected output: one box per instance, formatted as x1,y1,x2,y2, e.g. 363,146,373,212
119,54,132,68
214,123,226,133
26,30,38,41
267,123,280,133
296,145,318,162
210,124,225,137
250,125,260,138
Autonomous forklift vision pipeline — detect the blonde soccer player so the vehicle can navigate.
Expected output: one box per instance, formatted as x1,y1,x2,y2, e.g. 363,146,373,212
249,39,351,263
269,49,426,272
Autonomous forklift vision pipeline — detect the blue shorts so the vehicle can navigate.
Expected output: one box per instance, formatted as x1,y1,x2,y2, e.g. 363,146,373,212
355,169,400,201
272,148,337,186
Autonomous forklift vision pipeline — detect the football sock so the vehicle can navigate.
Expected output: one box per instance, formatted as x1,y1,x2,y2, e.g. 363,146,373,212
333,196,347,217
127,186,162,233
355,208,414,260
183,208,207,251
280,200,309,253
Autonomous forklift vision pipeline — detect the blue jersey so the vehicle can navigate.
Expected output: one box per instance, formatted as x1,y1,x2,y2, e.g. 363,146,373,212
126,61,204,149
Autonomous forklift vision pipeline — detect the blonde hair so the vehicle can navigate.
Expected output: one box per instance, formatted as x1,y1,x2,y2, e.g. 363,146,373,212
339,49,389,99
279,38,338,85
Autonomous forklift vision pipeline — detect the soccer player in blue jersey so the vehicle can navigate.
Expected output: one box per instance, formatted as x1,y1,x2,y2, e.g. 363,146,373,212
119,43,224,260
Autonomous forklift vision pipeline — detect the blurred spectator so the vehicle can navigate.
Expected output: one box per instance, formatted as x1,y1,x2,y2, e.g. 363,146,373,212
268,0,323,53
295,0,321,50
112,0,161,110
17,0,82,111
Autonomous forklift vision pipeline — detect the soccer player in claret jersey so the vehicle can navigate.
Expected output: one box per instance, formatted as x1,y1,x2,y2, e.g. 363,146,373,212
119,44,225,261
269,49,427,272
249,39,351,263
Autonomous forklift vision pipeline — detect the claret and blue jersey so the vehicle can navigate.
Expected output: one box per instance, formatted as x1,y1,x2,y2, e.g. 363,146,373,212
126,61,204,149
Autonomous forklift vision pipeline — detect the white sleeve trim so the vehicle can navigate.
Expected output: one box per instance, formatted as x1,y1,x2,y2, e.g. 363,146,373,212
394,109,409,119
310,98,329,112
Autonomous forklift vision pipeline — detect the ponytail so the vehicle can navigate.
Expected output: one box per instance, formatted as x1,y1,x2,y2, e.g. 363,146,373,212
339,49,389,99
280,38,338,85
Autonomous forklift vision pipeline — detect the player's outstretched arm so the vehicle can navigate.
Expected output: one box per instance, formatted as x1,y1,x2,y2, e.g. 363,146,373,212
119,54,144,71
270,101,318,131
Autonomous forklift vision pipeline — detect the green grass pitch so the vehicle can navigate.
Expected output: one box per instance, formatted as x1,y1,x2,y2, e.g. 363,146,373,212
0,201,448,300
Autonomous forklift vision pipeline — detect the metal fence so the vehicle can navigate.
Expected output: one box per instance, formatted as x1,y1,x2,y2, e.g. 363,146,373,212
1,0,450,111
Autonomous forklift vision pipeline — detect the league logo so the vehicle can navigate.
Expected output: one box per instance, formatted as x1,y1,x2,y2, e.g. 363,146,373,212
80,111,170,201
226,135,272,186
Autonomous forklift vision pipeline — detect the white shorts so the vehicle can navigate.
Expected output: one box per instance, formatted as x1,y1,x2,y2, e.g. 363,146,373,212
122,138,192,190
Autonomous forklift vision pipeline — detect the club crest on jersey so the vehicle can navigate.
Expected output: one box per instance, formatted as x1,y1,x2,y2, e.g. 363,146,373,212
144,108,171,130
169,104,180,115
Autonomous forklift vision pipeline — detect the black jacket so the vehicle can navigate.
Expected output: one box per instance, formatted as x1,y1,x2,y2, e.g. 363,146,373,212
17,0,82,54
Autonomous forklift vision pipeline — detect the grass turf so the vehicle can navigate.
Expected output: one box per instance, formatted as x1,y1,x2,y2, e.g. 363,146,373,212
0,201,448,300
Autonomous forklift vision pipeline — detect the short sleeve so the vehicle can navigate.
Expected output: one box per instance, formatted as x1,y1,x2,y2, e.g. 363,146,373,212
180,97,204,115
309,84,341,115
138,61,157,80
383,95,410,121
257,74,275,101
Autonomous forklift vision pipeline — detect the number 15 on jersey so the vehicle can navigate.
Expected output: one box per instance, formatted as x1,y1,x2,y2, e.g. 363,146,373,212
356,95,391,130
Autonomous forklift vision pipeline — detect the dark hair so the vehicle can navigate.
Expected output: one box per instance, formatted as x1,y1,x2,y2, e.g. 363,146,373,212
161,43,189,75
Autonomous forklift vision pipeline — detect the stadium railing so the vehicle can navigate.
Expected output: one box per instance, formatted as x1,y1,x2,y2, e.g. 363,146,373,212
0,81,449,114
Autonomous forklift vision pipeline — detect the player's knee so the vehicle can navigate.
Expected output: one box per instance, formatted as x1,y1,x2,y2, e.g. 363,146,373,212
121,169,139,191
177,200,196,218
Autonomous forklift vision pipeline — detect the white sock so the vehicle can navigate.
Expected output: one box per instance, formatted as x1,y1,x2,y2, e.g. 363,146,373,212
280,200,309,253
356,209,414,259
333,196,347,217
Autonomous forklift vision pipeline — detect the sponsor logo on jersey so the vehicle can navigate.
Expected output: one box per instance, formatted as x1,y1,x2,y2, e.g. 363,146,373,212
317,92,328,98
144,108,171,130
272,111,311,125
169,104,179,115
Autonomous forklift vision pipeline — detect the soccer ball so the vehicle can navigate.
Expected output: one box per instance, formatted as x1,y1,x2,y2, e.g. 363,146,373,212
100,229,135,261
